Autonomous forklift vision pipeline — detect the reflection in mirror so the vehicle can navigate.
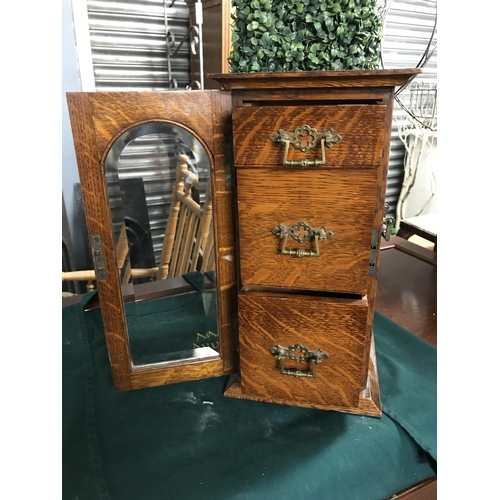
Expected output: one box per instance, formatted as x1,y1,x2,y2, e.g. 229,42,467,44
104,122,218,366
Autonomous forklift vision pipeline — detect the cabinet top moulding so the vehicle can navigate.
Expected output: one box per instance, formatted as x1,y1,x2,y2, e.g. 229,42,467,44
209,69,421,90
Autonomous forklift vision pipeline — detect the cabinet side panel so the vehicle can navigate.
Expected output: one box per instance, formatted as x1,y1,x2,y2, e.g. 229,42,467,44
211,90,239,372
362,90,396,384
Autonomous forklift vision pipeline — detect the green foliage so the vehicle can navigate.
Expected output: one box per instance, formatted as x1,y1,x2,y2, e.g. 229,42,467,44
228,0,382,72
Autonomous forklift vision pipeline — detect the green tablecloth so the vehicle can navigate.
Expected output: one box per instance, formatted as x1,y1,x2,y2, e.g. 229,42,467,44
125,278,218,365
62,292,436,500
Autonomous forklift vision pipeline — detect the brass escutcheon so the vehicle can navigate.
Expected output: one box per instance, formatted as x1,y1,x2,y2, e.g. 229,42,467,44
269,125,342,167
270,344,329,378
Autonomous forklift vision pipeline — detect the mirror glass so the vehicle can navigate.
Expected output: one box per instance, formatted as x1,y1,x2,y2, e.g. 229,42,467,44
104,122,218,366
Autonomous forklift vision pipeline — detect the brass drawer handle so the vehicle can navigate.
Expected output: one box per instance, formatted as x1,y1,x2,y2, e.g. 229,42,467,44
271,221,333,258
270,125,342,168
270,344,329,379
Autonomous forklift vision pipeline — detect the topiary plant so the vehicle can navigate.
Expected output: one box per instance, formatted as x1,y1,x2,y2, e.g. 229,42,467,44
228,0,382,72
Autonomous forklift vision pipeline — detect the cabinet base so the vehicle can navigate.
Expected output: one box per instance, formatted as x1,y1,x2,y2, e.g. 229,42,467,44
224,335,382,417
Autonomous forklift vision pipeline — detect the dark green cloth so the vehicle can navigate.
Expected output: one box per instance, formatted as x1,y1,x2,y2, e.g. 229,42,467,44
374,313,437,461
125,289,218,365
62,291,110,500
63,294,436,500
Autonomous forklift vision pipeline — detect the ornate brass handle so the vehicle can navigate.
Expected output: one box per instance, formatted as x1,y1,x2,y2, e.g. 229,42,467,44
269,125,342,167
270,344,329,378
271,221,333,258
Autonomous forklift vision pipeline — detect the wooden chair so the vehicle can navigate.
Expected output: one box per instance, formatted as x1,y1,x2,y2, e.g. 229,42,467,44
156,153,214,279
62,153,214,290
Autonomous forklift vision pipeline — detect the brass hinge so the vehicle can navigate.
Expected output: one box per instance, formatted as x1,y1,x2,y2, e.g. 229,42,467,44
382,203,395,241
369,229,379,276
90,234,107,281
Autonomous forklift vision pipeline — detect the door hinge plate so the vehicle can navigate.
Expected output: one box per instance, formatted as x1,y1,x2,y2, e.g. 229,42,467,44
91,234,107,281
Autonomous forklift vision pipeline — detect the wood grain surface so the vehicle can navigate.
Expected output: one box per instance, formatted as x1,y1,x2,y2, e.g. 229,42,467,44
130,358,224,390
67,93,133,391
229,87,390,106
227,73,408,417
66,90,239,391
233,104,386,167
88,91,217,161
210,90,239,372
209,69,422,90
225,328,381,416
238,293,369,409
352,333,382,416
236,167,379,294
389,478,437,500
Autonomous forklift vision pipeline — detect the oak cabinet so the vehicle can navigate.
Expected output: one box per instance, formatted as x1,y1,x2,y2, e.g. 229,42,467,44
211,70,418,416
67,69,417,414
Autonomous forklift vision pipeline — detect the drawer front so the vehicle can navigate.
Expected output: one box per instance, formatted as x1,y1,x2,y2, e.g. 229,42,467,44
238,293,368,408
237,168,379,295
233,104,387,168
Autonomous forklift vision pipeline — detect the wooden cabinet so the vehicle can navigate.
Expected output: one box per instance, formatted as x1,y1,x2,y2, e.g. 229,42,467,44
67,69,417,409
210,70,418,416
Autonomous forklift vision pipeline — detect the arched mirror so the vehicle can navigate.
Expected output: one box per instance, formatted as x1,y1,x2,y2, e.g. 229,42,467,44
104,122,219,366
67,91,236,391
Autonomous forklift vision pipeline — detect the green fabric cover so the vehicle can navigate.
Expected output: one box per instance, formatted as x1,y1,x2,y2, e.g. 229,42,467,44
125,289,218,365
62,291,110,500
374,313,437,461
62,293,436,500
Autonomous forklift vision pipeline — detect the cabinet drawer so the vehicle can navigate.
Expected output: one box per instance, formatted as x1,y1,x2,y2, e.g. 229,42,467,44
233,104,387,168
238,293,368,408
236,168,378,295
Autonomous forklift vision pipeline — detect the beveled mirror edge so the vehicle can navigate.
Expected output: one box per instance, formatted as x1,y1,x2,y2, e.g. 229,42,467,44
67,90,238,391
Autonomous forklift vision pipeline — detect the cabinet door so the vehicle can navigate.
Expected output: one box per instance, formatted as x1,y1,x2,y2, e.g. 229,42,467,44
67,90,238,391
